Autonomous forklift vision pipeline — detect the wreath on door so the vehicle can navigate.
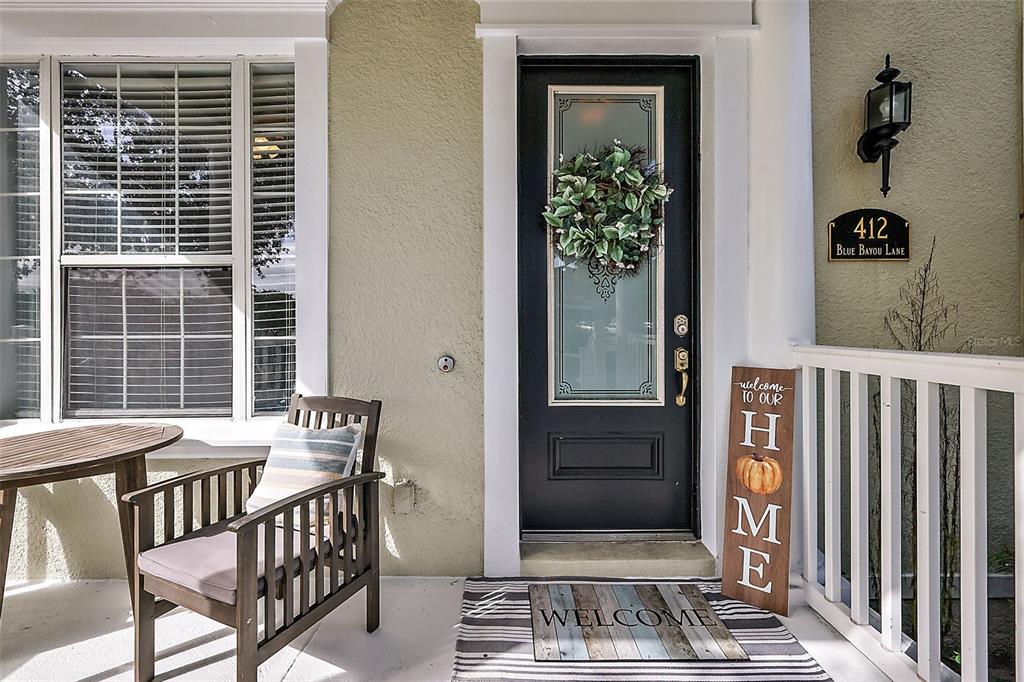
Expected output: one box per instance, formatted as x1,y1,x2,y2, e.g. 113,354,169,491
542,142,673,277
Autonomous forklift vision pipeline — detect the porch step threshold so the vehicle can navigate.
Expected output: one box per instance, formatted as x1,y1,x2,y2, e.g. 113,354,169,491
520,540,716,578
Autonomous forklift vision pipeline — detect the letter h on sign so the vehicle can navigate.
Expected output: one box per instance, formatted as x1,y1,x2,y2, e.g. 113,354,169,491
740,410,781,451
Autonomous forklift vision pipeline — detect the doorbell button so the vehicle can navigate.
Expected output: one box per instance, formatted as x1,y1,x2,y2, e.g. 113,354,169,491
438,355,456,373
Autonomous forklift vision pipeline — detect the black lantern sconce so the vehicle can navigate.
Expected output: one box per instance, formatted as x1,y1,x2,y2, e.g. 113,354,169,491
856,54,912,197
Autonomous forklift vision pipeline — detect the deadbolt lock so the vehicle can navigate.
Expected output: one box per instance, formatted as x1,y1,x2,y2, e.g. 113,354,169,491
673,314,689,337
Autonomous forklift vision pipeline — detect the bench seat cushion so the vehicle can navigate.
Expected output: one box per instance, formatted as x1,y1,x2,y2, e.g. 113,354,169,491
138,519,326,605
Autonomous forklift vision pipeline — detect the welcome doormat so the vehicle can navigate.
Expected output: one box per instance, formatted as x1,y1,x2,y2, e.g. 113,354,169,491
453,577,832,681
530,581,747,660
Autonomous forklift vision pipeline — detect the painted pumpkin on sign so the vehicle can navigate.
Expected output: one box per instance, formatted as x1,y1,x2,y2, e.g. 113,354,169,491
736,453,783,495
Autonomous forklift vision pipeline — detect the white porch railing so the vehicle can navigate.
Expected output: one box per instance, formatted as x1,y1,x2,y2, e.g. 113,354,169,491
792,344,1024,681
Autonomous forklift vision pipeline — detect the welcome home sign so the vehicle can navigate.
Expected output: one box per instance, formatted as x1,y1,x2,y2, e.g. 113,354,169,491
721,366,796,616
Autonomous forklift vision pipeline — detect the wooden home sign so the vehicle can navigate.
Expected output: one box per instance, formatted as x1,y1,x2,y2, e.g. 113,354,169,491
828,208,910,261
721,366,796,616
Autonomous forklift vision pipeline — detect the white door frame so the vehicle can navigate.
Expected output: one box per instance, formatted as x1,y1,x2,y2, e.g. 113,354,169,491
480,0,818,577
479,24,757,576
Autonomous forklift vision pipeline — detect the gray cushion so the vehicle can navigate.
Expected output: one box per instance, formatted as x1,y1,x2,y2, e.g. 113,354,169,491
138,519,327,605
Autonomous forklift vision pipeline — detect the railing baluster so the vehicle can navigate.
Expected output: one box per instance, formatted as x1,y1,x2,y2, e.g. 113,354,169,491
823,368,842,602
200,476,211,527
916,380,940,680
183,480,194,533
879,375,902,651
801,365,818,585
1015,391,1024,679
299,501,310,614
163,487,175,543
233,468,243,516
282,508,294,627
315,495,325,603
344,487,354,584
217,473,227,522
1015,391,1024,682
849,371,869,624
329,490,339,594
960,385,988,680
358,483,368,574
264,518,276,641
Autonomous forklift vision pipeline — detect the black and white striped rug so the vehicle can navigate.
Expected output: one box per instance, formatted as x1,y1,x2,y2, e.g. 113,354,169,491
453,577,832,681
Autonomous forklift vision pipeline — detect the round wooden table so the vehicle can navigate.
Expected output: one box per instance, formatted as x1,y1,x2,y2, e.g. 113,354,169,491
0,424,183,619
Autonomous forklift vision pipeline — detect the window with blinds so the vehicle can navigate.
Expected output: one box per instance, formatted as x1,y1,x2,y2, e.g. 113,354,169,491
61,63,235,416
0,64,41,419
250,64,296,414
62,63,232,255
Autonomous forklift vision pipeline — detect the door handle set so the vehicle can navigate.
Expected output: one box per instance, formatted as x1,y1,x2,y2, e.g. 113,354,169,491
674,347,689,407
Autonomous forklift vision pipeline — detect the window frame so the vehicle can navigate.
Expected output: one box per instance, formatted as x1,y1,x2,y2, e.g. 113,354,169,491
0,52,320,431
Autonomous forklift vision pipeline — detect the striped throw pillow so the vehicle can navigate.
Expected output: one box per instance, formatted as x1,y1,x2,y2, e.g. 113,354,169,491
246,422,364,517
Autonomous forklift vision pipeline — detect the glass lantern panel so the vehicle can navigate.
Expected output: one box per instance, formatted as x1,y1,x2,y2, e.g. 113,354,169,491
891,83,910,124
867,84,893,129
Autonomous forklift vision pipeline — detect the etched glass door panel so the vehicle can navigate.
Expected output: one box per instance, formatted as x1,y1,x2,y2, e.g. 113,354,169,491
548,87,664,404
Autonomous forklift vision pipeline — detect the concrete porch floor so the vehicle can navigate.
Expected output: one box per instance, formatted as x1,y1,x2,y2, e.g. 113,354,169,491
0,578,889,681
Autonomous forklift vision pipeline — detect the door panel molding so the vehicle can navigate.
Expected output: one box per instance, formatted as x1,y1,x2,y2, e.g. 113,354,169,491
549,432,664,480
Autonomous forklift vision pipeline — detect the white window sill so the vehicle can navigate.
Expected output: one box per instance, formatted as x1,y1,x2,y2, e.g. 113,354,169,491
0,417,282,459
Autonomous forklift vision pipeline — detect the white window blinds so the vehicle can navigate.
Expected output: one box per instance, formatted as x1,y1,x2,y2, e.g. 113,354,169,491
0,64,41,419
250,63,296,415
62,63,233,254
61,63,235,416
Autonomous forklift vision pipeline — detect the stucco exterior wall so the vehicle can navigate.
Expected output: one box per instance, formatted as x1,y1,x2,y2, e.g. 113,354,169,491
810,0,1022,530
809,0,1022,353
326,0,484,576
6,459,246,580
6,0,485,582
809,0,1022,660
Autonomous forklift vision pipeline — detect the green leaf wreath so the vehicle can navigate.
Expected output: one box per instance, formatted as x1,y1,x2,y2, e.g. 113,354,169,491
543,142,672,274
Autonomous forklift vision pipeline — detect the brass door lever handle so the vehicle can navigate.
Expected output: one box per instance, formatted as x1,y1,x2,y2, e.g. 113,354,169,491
674,347,689,407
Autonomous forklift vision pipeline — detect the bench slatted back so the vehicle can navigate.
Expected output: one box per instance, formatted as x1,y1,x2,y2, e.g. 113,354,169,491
286,393,382,475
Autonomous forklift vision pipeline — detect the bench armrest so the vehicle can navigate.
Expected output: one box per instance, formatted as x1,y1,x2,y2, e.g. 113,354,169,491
121,458,267,505
227,472,384,532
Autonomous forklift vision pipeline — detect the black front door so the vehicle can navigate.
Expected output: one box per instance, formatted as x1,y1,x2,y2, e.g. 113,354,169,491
518,56,700,537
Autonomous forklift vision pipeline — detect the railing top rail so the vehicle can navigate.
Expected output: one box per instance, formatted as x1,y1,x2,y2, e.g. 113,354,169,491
792,344,1024,395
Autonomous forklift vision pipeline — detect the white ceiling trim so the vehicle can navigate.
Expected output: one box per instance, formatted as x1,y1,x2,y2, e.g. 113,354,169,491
0,0,338,55
475,0,755,40
0,0,339,11
475,24,758,39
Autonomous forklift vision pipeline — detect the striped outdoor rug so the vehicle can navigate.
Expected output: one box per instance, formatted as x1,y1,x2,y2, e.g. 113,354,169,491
453,577,832,681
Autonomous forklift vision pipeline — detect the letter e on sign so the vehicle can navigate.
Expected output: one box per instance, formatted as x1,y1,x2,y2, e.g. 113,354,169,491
721,366,796,616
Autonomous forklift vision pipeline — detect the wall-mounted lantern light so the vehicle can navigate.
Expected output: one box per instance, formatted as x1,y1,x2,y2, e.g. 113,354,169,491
856,54,912,197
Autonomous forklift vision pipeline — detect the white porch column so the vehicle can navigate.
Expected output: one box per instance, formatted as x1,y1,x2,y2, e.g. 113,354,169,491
294,38,331,396
481,34,521,577
748,0,816,579
748,0,816,365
